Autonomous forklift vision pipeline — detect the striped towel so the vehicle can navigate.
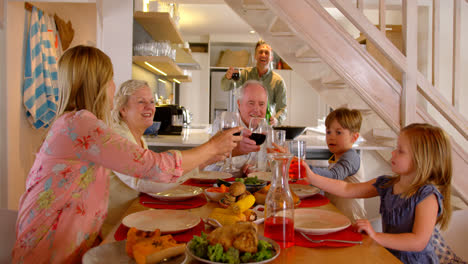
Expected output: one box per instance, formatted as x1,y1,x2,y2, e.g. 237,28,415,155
23,7,59,129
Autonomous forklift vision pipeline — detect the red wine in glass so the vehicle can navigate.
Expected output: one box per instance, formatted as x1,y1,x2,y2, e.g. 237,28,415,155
249,133,266,145
222,127,241,136
231,72,240,81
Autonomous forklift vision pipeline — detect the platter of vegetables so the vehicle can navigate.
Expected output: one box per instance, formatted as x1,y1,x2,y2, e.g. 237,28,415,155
186,222,280,264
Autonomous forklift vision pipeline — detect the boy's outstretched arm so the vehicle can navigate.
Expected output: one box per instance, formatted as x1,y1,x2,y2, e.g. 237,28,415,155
304,165,378,198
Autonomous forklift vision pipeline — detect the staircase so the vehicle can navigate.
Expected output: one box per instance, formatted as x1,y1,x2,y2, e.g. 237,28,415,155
225,0,468,204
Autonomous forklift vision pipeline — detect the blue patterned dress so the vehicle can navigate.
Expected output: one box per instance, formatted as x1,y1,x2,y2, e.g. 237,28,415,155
374,176,443,264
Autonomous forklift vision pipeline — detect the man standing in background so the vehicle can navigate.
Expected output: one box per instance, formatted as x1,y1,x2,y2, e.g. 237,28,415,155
221,40,287,126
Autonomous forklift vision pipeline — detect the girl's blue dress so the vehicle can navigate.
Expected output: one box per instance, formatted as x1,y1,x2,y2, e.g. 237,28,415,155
374,176,443,264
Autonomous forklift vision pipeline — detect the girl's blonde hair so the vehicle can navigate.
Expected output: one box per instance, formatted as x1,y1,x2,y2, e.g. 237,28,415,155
111,79,150,124
390,123,452,229
57,45,114,123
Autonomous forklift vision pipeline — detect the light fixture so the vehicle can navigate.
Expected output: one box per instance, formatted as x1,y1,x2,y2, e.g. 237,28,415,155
249,30,256,34
172,78,181,84
158,79,167,84
144,62,167,76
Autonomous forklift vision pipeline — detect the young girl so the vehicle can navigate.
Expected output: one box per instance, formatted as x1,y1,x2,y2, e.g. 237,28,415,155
305,123,452,264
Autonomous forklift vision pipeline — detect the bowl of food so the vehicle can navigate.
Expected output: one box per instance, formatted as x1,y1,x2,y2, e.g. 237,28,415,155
273,126,306,139
204,184,229,202
234,177,267,193
186,222,280,264
144,121,161,136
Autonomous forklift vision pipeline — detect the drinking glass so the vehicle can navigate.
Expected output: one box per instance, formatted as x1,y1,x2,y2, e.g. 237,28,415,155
220,111,240,175
248,118,268,145
287,140,307,182
267,129,286,153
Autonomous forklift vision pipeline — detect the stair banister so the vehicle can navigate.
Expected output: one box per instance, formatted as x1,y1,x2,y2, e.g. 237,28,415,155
401,0,418,126
262,0,402,133
327,0,468,140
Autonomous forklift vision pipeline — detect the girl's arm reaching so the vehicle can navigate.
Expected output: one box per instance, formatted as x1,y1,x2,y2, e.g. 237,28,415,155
357,194,438,252
304,165,378,198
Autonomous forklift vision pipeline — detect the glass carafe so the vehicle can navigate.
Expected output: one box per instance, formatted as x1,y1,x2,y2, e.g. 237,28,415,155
264,152,295,248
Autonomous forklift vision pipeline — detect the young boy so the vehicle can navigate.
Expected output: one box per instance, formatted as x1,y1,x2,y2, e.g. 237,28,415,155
309,107,366,221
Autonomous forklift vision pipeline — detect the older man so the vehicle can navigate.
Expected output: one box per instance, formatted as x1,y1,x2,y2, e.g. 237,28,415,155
207,80,269,173
222,40,287,126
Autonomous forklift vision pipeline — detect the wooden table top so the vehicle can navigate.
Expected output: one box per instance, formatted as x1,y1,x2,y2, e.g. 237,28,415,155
103,198,401,264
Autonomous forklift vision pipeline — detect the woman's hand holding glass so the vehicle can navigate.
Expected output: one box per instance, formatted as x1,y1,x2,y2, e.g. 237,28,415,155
208,126,242,160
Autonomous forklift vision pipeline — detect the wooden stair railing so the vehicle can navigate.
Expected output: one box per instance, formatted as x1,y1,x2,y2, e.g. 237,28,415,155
227,0,468,203
328,0,468,141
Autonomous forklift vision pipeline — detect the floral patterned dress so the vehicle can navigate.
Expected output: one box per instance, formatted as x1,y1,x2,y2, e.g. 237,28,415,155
12,110,183,263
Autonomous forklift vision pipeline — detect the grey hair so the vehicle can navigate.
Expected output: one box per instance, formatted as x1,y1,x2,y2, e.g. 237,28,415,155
111,79,151,124
237,80,268,102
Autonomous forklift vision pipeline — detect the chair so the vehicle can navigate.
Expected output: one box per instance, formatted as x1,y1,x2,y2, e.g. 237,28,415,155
0,209,18,264
440,209,468,262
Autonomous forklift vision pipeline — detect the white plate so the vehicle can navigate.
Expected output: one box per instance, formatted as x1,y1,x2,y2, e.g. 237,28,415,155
122,209,201,233
186,236,280,264
190,171,232,182
148,185,203,201
82,240,186,264
290,184,320,199
294,208,351,235
247,171,272,182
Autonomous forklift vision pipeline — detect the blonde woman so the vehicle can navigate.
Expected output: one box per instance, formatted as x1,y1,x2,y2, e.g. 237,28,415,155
12,46,241,263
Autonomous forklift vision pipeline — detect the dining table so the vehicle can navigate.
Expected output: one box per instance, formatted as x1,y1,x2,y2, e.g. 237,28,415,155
102,185,402,264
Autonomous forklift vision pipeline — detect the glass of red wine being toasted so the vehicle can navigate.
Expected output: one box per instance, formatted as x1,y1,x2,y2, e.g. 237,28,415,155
249,118,268,145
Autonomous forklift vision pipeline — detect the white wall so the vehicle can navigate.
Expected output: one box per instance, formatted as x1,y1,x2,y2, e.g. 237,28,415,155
97,0,132,89
4,1,98,210
179,52,210,124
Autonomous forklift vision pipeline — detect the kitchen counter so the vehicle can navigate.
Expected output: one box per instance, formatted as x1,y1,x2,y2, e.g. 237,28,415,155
145,125,392,159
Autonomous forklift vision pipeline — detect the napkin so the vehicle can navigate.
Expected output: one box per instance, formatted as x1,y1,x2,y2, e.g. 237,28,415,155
294,226,362,248
114,218,206,243
139,193,207,209
298,194,330,208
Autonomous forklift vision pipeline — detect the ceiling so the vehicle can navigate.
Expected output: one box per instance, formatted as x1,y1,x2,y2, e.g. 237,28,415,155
169,0,434,39
176,2,254,38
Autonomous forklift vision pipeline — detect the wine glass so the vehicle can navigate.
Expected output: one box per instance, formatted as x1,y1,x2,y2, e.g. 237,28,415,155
231,68,240,82
248,117,268,171
220,111,240,175
248,118,268,146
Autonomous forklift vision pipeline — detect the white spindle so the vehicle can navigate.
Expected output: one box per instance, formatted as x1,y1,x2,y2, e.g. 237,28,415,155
379,0,386,34
357,0,364,11
401,0,418,126
452,0,462,109
432,0,440,89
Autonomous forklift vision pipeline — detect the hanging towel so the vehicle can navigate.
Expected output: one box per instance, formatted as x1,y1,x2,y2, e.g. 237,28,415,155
23,7,59,129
